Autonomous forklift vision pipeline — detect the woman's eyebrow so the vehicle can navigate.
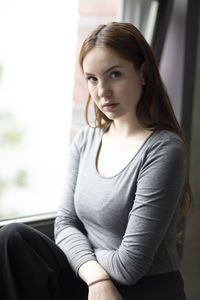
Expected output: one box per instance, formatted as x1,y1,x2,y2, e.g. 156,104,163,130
103,65,123,74
84,65,123,76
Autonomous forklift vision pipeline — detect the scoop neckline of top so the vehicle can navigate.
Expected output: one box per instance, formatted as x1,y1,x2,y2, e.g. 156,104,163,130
94,126,157,179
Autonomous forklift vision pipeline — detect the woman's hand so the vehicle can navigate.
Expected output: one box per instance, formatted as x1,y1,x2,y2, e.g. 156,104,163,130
88,279,123,300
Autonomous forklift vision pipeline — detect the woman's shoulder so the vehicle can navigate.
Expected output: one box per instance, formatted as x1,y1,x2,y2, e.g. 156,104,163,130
71,125,105,150
146,129,187,159
73,125,104,141
151,129,186,147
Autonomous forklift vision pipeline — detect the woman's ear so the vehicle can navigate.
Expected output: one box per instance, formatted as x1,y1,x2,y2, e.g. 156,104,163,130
139,63,145,85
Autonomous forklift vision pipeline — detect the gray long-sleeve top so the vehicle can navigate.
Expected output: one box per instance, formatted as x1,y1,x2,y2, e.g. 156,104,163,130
54,125,187,285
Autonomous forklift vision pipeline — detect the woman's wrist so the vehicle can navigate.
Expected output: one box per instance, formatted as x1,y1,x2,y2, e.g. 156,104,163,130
78,260,110,285
88,277,110,288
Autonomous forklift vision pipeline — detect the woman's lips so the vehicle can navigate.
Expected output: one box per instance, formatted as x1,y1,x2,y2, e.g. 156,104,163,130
102,103,119,112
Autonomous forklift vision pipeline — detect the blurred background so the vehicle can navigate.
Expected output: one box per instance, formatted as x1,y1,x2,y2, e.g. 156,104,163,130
0,0,199,299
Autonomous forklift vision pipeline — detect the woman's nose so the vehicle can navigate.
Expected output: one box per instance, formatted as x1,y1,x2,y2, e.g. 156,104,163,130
97,82,112,98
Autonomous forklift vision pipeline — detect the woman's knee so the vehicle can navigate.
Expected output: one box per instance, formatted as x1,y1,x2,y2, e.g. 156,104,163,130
0,222,30,246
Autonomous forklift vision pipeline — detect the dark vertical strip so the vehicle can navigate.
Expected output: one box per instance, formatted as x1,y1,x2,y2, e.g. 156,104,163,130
152,0,174,63
181,0,200,144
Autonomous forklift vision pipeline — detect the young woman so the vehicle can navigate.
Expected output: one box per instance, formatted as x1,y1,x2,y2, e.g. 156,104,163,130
0,22,192,300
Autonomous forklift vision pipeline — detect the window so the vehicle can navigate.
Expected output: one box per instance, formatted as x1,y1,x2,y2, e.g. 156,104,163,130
0,0,79,219
0,0,119,220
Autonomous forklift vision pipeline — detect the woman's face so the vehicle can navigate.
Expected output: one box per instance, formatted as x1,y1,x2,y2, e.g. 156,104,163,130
82,46,144,122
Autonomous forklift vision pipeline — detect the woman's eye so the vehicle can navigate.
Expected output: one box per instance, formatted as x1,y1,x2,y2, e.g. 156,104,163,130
110,71,121,79
87,76,97,83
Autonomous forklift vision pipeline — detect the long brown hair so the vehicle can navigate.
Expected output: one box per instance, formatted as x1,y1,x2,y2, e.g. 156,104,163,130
79,22,192,241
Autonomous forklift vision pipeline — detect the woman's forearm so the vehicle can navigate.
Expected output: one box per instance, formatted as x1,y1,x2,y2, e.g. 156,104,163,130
78,260,110,285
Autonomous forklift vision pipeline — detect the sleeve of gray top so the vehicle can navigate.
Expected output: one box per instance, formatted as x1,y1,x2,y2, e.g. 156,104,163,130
54,128,96,273
94,137,187,285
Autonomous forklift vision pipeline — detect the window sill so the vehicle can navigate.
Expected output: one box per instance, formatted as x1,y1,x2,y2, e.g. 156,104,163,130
0,212,57,240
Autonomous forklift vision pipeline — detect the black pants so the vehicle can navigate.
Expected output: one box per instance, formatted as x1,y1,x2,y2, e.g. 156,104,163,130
0,223,186,300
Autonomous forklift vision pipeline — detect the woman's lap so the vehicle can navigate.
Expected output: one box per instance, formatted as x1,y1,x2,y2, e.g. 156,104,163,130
116,270,186,300
0,223,186,300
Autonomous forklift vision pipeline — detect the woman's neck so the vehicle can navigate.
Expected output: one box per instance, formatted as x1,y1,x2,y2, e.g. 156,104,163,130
109,118,146,139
